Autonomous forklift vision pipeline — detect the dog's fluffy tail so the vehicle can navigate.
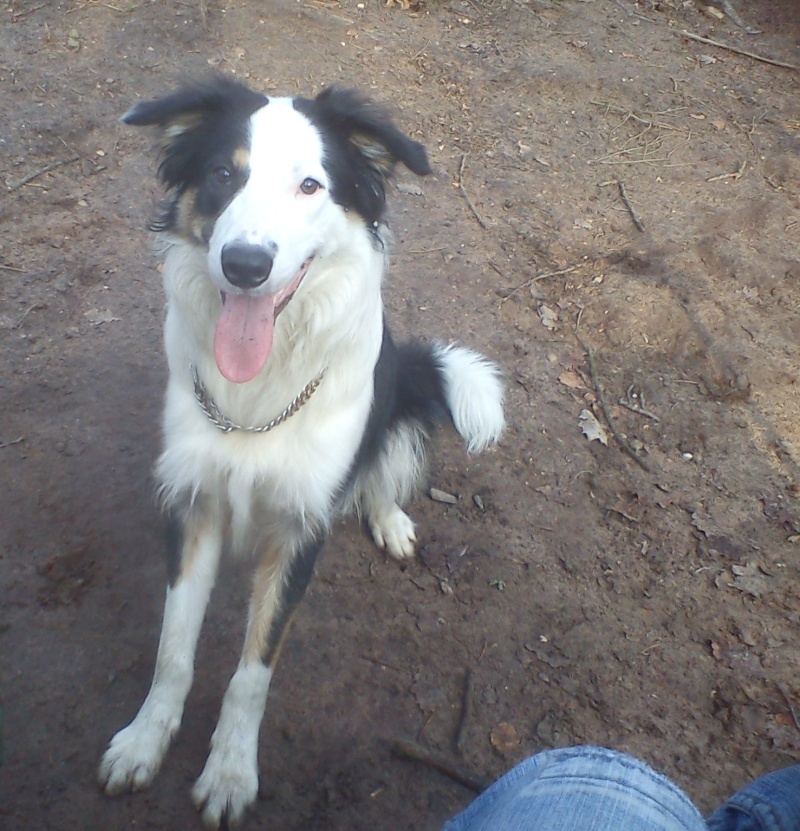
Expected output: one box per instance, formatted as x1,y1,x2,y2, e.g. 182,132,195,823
395,341,504,453
432,343,505,453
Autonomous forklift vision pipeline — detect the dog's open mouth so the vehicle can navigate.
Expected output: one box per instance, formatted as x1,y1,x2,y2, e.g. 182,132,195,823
214,257,313,384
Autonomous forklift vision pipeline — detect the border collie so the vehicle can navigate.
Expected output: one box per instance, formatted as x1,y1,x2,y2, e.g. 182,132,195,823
98,76,504,828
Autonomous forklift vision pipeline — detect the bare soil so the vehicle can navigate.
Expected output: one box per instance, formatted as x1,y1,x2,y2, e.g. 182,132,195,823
2,1,800,829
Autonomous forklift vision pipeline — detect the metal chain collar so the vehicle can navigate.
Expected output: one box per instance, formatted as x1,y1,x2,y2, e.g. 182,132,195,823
191,365,324,434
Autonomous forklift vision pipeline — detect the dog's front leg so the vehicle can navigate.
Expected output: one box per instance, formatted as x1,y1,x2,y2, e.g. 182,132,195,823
192,533,324,830
99,505,223,795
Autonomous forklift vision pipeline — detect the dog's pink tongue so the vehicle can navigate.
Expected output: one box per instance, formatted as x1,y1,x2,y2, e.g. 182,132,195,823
214,293,275,383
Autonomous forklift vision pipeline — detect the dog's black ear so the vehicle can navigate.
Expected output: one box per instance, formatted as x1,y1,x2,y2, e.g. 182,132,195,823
122,77,267,192
122,76,267,133
308,87,431,178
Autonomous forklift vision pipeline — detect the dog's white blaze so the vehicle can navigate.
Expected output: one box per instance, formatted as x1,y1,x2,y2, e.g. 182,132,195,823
207,99,335,296
192,663,273,828
157,216,387,549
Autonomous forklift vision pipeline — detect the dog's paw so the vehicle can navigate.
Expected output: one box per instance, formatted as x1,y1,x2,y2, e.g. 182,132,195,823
98,709,179,795
192,746,258,830
369,503,417,559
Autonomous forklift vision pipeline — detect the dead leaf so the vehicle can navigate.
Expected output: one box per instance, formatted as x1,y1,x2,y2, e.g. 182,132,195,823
579,409,608,446
702,5,725,19
386,0,421,9
490,722,520,753
538,304,559,330
559,370,585,390
729,562,772,598
397,182,424,196
84,308,120,326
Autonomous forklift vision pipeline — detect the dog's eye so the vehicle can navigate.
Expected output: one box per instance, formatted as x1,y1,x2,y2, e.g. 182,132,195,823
300,177,322,195
212,166,233,185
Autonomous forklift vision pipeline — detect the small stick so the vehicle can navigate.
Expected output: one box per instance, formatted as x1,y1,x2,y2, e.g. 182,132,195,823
499,265,580,304
618,399,660,422
10,2,45,18
777,684,800,733
0,437,25,450
454,668,473,752
578,338,652,473
719,0,760,34
385,737,492,793
617,181,645,232
5,156,80,194
458,154,489,231
678,30,797,71
707,161,746,182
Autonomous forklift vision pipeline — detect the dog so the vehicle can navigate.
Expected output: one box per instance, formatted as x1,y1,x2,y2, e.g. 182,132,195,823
98,76,504,828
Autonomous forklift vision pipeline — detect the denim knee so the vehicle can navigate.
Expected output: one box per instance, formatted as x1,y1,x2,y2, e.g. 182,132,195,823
441,746,706,831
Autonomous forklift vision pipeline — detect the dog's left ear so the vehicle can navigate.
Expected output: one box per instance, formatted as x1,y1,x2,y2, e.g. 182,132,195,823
309,87,432,178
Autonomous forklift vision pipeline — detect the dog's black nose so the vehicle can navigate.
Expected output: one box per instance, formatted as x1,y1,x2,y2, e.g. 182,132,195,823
221,242,276,289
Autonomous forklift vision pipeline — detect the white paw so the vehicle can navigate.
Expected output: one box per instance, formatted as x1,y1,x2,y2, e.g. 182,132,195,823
370,504,417,559
98,707,179,796
192,745,258,830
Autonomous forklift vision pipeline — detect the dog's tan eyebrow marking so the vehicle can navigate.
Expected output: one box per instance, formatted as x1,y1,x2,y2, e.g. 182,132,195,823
232,147,250,170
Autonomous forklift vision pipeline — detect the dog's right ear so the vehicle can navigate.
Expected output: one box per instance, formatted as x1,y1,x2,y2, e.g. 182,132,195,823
121,76,267,134
121,77,267,190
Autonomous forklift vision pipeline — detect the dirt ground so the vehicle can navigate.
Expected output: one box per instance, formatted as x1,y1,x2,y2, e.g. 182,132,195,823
2,0,800,828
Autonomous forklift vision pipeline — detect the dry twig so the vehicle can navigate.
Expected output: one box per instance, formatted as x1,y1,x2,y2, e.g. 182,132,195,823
616,180,645,232
678,30,797,71
707,161,746,182
778,684,800,733
719,0,760,34
458,153,489,231
386,737,491,793
578,338,652,473
618,399,660,422
5,156,80,194
499,265,580,304
454,668,473,752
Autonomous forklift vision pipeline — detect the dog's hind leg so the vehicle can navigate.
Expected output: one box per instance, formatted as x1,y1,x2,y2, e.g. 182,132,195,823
192,530,324,829
99,503,223,796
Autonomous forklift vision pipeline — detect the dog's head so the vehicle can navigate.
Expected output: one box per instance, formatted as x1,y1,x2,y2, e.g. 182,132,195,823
123,76,430,382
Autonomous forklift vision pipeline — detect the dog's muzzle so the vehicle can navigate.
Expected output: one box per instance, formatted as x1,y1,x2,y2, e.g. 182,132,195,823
221,241,277,289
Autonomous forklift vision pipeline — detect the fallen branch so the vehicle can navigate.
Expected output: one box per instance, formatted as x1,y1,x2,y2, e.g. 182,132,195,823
578,338,652,473
5,155,80,194
385,737,492,793
678,30,797,71
458,153,489,231
617,180,645,232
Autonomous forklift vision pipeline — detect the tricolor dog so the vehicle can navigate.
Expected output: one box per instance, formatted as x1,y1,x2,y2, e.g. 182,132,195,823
98,76,504,828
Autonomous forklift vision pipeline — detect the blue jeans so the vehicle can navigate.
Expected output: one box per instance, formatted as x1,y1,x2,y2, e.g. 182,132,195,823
441,746,800,831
